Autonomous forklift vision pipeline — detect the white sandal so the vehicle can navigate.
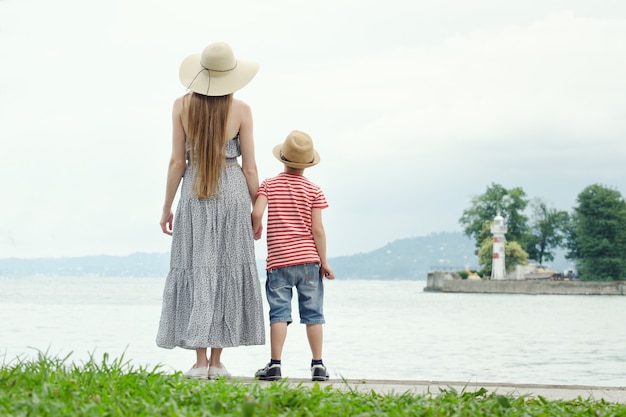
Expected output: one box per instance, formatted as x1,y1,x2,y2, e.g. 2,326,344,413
184,365,209,379
208,364,231,379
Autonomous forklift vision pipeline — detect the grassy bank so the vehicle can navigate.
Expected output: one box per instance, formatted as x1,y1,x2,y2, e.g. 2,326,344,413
1,353,624,416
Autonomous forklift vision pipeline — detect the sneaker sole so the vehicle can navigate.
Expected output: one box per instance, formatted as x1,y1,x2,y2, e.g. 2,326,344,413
257,375,282,381
311,376,329,381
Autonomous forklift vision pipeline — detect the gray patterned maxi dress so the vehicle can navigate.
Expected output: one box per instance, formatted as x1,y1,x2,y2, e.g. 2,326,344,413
156,136,265,349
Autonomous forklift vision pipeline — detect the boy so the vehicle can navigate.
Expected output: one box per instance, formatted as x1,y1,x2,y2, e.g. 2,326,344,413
252,130,335,381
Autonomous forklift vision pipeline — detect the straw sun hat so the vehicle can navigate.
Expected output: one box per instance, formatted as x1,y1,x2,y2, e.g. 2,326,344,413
179,42,259,96
273,130,320,169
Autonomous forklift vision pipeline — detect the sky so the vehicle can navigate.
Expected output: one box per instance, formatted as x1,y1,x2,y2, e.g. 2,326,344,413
1,0,625,259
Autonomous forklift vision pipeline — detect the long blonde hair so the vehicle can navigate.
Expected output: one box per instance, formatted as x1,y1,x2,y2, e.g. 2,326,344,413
185,92,233,198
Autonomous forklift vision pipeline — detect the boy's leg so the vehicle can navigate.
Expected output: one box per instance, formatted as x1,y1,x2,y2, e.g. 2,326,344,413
306,324,323,360
255,266,294,380
270,322,288,360
307,324,329,381
266,266,294,360
295,263,329,381
255,321,288,381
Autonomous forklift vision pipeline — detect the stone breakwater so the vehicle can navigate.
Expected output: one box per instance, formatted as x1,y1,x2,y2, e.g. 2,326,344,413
425,272,626,295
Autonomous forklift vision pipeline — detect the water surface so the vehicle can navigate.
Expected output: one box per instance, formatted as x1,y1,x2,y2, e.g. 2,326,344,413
1,276,624,386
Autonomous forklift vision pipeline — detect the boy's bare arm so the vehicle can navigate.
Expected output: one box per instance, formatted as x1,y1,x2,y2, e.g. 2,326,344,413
251,195,268,240
311,208,335,279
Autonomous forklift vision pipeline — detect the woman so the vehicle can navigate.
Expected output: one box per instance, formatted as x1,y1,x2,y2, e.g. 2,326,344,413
156,42,265,379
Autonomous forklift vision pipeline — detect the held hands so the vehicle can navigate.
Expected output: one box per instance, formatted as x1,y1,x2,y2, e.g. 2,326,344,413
321,263,335,280
253,224,263,240
160,210,174,235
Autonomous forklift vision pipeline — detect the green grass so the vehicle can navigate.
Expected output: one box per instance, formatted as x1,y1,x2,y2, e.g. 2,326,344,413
1,352,625,416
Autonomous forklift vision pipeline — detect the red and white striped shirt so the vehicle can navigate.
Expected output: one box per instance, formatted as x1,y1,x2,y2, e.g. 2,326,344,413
257,172,328,270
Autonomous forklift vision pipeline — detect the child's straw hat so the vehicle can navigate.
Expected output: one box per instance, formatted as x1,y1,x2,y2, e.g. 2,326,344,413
273,130,320,169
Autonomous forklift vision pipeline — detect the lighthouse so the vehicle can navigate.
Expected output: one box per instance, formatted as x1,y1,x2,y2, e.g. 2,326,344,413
490,211,507,280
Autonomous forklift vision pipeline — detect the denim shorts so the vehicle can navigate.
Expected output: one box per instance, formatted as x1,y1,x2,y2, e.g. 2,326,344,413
265,262,325,325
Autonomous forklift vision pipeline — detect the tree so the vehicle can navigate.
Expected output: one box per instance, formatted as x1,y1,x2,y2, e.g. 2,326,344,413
566,184,626,281
478,238,529,276
526,198,569,265
459,183,530,253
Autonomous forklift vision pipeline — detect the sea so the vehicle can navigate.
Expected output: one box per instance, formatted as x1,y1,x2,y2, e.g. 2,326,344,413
1,276,624,387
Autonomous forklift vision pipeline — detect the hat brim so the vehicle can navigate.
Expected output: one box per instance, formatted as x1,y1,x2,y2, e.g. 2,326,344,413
272,144,320,169
179,55,259,96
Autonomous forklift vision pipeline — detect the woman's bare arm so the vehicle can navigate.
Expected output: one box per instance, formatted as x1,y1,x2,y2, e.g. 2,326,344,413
160,96,187,235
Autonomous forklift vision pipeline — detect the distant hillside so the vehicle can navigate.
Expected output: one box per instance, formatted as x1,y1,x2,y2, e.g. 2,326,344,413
332,232,477,280
0,232,478,279
0,232,573,280
0,252,170,278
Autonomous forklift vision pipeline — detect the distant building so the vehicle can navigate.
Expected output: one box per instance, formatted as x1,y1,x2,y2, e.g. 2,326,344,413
490,211,507,280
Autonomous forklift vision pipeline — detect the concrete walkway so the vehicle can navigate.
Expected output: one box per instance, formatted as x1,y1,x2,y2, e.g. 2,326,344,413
236,377,626,403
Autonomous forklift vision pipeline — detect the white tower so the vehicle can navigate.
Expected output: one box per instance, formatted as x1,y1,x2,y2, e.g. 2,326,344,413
490,211,507,280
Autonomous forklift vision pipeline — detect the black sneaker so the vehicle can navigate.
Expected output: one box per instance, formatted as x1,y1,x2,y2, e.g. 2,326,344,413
311,364,329,381
255,363,282,381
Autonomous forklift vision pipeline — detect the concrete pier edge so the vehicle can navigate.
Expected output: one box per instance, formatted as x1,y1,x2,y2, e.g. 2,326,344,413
425,271,626,295
231,377,626,403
